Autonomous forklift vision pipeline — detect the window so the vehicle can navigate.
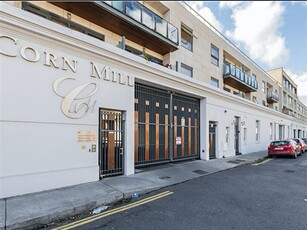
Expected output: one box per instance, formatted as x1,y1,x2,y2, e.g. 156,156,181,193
211,77,219,88
262,81,265,93
211,44,219,66
256,120,260,141
226,127,230,144
223,87,231,92
181,25,193,51
22,3,104,41
262,100,266,106
270,123,273,140
181,63,193,77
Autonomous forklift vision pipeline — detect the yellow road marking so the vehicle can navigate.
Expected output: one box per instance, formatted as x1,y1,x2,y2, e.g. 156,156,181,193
53,191,173,230
252,158,273,166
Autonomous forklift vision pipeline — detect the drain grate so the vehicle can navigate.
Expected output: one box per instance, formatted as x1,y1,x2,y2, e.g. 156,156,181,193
159,176,171,179
193,169,209,175
284,169,295,173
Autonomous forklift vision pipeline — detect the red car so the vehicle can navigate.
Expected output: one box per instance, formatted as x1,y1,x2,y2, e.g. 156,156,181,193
268,140,301,158
293,138,307,153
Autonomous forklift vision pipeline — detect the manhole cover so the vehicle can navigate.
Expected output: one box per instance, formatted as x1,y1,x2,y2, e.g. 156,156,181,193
284,169,295,173
193,169,209,175
159,176,171,179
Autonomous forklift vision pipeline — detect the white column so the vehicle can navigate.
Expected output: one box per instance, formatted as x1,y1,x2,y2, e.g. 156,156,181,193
200,98,209,160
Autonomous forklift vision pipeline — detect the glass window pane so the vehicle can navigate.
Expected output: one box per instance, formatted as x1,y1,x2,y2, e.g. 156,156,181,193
211,46,219,58
211,57,218,66
156,17,167,37
142,7,155,30
181,64,193,77
111,1,124,12
168,23,178,43
181,29,193,51
211,77,219,88
126,2,141,22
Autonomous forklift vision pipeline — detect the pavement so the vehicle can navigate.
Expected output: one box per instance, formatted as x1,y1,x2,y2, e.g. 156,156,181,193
0,150,267,230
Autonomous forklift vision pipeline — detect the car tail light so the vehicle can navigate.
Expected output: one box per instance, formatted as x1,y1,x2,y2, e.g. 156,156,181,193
285,144,292,151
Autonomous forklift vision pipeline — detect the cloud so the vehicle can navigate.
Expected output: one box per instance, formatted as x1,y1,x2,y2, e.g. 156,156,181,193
225,2,289,68
185,1,224,32
291,1,307,7
284,69,307,98
219,1,243,9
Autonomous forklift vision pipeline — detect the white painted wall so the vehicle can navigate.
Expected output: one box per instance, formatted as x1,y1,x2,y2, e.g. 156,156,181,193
0,3,135,198
0,3,306,199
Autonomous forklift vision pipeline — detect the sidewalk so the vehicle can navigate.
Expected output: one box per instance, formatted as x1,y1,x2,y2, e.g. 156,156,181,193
0,151,267,230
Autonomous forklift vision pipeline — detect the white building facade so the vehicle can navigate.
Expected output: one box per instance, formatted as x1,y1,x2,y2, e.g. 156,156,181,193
0,2,306,199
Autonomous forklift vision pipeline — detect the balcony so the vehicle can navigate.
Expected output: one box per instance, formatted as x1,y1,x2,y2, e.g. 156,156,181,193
51,1,178,55
223,63,258,92
267,91,279,103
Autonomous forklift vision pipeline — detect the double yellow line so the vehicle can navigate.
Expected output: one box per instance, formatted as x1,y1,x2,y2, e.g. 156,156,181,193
53,191,173,230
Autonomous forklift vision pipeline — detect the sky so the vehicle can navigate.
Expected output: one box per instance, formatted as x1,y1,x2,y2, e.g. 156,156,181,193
185,1,307,105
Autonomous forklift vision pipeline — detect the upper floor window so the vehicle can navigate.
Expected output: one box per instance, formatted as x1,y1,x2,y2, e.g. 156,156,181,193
262,81,265,93
181,25,193,51
211,77,219,88
211,44,219,66
22,3,105,41
181,63,193,77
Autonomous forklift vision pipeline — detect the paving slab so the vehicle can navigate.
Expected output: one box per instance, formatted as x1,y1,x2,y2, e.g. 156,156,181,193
0,199,5,230
5,182,123,230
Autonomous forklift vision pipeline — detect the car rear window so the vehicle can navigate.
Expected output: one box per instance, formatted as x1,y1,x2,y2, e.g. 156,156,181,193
293,139,300,144
270,141,289,146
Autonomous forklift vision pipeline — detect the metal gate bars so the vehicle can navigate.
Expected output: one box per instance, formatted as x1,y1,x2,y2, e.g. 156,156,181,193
99,109,124,177
135,84,200,167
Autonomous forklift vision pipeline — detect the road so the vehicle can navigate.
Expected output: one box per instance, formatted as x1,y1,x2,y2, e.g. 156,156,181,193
54,154,307,230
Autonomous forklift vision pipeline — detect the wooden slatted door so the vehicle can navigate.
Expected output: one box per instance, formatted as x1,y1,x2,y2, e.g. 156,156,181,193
99,109,124,177
134,84,200,167
135,85,171,166
172,94,200,161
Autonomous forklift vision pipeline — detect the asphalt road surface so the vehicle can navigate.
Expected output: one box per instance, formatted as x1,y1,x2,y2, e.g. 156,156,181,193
56,154,307,230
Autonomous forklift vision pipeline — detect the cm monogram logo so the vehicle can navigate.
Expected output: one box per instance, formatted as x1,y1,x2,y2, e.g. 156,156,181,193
53,77,98,119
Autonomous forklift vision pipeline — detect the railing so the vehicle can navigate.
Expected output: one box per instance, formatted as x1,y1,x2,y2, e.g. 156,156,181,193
104,1,178,45
180,2,276,82
267,91,279,102
223,63,258,90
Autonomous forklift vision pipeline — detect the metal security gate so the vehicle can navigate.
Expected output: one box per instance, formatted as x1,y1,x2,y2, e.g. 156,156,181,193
99,109,124,177
134,86,171,166
173,94,199,161
135,84,200,167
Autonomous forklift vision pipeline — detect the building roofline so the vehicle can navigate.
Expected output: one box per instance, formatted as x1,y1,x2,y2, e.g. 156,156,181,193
180,1,278,83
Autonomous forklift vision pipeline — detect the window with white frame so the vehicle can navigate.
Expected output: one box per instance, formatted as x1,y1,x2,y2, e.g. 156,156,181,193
256,120,260,141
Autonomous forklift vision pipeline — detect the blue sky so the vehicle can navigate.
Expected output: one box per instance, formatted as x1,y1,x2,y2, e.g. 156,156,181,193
186,1,307,103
